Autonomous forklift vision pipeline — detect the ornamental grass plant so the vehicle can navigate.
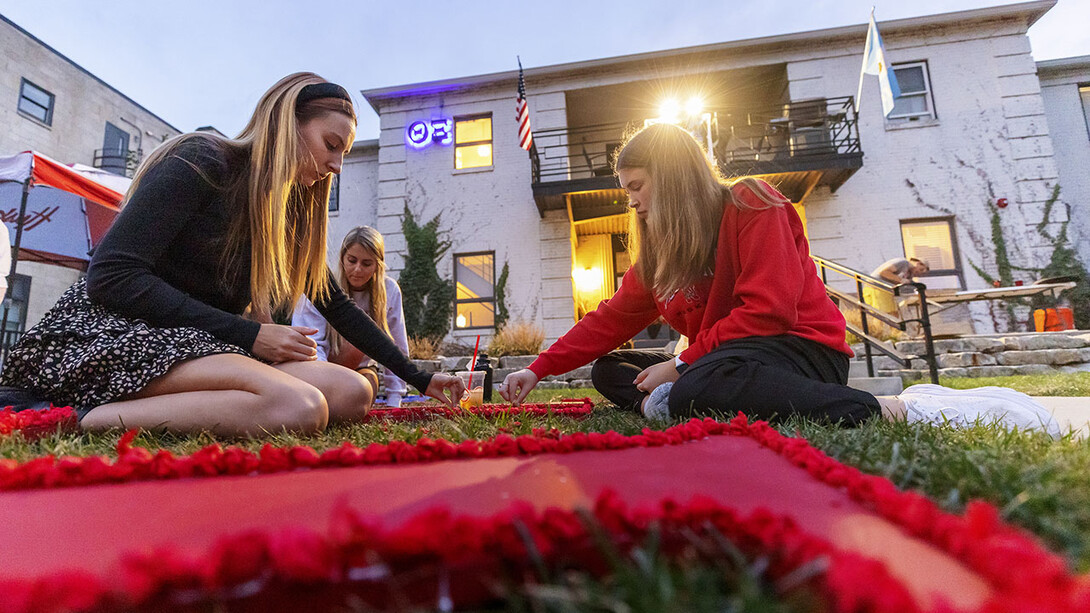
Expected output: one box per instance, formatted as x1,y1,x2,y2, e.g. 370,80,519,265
488,320,546,357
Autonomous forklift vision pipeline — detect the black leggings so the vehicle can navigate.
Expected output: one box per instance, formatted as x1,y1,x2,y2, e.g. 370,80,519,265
590,335,881,425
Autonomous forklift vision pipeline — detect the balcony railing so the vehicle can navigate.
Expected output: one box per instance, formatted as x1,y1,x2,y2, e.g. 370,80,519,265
531,96,861,186
93,148,143,178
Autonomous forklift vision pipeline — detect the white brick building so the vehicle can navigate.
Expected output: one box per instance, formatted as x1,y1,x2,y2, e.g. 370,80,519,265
1,13,181,331
332,0,1083,345
1038,55,1090,269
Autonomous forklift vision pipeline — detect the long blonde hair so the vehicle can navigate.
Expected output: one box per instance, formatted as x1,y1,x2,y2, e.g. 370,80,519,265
327,226,390,356
123,72,356,313
615,122,787,301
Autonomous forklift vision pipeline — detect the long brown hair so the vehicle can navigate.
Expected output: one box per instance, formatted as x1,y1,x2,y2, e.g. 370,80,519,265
327,226,390,356
614,122,787,301
123,72,356,314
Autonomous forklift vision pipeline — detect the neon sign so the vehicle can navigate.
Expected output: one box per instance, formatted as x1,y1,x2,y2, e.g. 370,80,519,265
406,118,454,149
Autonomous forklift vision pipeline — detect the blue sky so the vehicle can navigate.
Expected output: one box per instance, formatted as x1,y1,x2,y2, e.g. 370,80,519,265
2,0,1086,138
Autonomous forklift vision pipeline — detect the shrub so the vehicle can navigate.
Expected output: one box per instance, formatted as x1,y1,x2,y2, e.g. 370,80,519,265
399,205,455,342
408,336,440,360
488,321,546,357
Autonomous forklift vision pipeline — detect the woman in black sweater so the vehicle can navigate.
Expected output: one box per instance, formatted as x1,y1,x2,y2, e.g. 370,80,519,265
0,73,463,436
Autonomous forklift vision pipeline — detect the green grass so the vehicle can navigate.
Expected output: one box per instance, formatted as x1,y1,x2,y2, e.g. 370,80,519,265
936,371,1090,396
4,376,1090,609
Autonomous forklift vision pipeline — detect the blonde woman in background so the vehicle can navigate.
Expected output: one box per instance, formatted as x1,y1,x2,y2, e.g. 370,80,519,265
0,73,462,436
293,226,410,407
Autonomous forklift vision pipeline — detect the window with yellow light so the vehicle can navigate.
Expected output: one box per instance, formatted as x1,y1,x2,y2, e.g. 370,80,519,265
454,251,496,329
454,115,493,169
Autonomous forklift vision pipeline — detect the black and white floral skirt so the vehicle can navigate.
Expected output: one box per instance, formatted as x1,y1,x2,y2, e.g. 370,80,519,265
0,278,250,418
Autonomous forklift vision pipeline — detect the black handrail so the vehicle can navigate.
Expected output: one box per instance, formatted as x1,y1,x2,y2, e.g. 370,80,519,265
531,96,861,185
811,255,939,384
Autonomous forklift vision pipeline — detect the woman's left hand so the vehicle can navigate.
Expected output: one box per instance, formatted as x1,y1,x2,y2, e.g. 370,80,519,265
424,373,466,408
634,359,681,393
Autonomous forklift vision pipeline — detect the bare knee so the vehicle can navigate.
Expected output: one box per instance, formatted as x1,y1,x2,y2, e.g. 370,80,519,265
262,380,329,433
328,371,374,423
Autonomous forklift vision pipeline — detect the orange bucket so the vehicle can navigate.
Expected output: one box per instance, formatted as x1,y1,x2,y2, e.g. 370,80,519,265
1034,308,1074,332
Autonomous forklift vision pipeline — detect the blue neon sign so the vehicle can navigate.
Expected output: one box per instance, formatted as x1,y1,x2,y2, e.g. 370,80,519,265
406,118,453,149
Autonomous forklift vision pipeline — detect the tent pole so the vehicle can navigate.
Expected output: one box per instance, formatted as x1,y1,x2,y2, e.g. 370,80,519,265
0,179,31,357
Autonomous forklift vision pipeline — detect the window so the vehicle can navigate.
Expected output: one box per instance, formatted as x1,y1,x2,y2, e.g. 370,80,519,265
328,175,340,213
900,217,963,289
611,234,629,293
888,62,936,121
18,79,54,125
454,252,495,329
454,115,492,169
1,274,32,356
1080,85,1090,141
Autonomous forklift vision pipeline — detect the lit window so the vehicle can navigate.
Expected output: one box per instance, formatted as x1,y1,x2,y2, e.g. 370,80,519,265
889,62,936,121
328,175,340,213
454,252,495,329
454,115,492,169
900,217,963,289
18,78,54,125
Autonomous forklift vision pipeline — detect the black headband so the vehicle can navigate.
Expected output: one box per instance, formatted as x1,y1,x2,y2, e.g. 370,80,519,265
297,82,352,106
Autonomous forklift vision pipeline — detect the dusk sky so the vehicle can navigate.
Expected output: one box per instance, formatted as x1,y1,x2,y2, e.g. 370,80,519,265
2,0,1086,139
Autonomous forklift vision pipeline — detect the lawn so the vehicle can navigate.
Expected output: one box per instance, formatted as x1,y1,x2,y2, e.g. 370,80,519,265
2,373,1088,612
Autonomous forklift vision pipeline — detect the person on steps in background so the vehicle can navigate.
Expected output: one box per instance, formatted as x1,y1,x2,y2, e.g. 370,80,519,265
865,256,930,314
292,226,410,408
0,73,463,436
498,123,1058,438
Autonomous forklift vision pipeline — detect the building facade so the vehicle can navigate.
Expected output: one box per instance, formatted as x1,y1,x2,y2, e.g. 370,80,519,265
1038,55,1090,268
335,1,1080,346
1,13,181,330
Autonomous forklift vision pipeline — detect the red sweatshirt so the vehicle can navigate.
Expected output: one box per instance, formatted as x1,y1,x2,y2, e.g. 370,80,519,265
528,182,851,380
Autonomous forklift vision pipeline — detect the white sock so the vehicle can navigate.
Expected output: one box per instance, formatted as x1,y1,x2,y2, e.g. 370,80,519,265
642,382,673,420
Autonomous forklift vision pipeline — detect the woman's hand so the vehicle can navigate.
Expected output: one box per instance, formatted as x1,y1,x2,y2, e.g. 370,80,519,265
424,373,465,408
498,369,540,406
252,324,318,363
634,360,680,393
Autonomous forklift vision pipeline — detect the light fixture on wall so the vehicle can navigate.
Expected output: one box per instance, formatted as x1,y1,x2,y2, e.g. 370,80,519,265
573,267,603,293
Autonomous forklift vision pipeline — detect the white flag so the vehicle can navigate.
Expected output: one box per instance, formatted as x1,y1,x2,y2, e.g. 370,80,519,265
857,11,902,117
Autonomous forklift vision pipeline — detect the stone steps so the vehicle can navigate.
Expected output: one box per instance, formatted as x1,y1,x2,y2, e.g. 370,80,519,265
852,331,1090,380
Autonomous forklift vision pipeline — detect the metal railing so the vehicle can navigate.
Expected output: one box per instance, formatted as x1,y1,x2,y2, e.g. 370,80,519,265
93,148,143,178
531,96,861,185
811,255,939,384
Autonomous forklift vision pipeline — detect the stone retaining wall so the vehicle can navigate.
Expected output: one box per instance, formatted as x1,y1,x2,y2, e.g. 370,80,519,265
409,355,596,389
857,331,1090,380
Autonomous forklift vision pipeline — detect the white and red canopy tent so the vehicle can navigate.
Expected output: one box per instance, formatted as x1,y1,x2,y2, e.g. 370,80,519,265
0,151,127,270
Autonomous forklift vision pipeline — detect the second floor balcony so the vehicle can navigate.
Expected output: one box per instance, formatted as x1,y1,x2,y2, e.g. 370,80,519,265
531,96,863,216
93,148,143,178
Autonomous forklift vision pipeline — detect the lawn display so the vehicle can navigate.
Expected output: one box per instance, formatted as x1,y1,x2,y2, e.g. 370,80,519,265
0,411,1084,612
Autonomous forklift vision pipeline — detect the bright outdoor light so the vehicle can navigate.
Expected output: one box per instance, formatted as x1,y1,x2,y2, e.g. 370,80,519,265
573,267,603,293
685,96,704,117
658,98,680,123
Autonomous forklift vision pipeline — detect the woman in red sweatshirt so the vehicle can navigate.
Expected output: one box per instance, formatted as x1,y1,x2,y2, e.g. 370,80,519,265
499,122,884,423
499,123,1062,437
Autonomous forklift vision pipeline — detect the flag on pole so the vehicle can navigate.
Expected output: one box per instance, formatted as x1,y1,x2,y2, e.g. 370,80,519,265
856,10,902,117
516,57,533,151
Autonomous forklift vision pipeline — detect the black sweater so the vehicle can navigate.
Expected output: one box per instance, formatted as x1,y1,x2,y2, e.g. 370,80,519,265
85,137,433,394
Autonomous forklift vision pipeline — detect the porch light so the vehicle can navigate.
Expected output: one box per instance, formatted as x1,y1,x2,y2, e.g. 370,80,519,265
657,98,681,124
685,96,704,117
573,267,603,293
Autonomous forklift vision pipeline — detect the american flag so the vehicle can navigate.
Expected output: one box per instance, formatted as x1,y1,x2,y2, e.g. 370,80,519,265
516,58,533,151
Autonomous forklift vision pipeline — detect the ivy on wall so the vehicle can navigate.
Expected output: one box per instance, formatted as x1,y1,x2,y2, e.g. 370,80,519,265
494,261,510,330
398,205,455,341
969,185,1089,329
